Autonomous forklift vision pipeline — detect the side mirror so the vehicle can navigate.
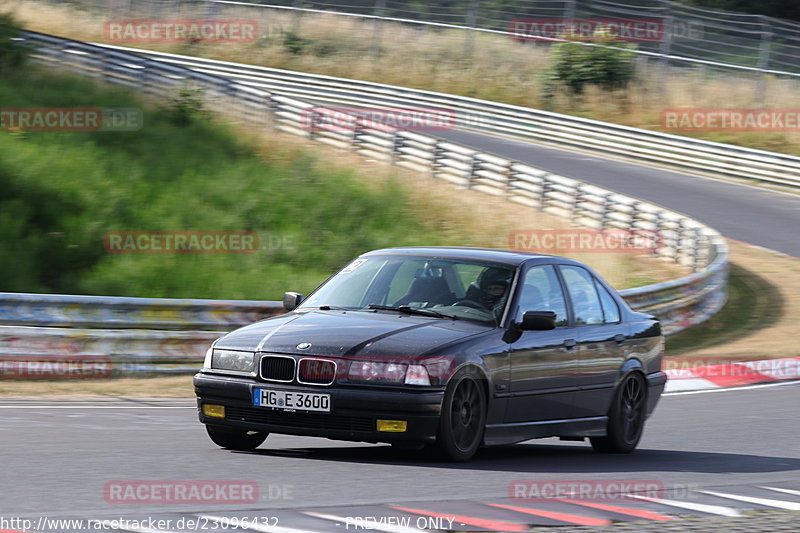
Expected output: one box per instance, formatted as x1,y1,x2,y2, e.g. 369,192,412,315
283,291,304,311
517,311,557,331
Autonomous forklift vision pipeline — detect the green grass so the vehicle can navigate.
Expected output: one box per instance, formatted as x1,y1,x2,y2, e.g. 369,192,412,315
0,69,468,300
665,263,784,355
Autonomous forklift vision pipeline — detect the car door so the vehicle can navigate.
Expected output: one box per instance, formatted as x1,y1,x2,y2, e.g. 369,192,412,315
558,265,626,418
505,265,578,423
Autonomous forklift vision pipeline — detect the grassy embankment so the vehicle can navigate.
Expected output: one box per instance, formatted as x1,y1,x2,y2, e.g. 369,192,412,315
9,0,800,156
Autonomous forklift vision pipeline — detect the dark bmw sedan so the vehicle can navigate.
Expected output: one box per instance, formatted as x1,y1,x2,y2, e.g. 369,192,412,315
194,247,666,461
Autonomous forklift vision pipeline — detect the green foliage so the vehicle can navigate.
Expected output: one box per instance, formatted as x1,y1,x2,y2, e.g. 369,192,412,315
282,30,311,55
164,87,209,126
543,37,637,97
0,70,465,299
0,11,28,74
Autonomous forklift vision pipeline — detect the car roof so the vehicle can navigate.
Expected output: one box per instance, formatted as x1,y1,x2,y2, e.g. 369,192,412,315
360,246,579,267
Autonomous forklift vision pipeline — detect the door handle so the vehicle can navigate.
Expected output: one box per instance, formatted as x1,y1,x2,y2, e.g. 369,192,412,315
564,338,577,350
614,334,626,345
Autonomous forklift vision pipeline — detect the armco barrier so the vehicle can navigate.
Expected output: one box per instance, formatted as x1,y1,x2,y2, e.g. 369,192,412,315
84,40,800,191
0,31,730,375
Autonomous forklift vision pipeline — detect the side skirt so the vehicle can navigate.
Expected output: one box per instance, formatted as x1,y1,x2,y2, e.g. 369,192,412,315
483,416,608,446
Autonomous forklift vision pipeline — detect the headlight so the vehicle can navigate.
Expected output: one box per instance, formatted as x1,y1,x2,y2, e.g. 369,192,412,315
347,361,430,386
210,349,255,373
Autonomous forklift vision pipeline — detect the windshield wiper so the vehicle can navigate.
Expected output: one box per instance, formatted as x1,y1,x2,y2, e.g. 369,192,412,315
367,304,459,320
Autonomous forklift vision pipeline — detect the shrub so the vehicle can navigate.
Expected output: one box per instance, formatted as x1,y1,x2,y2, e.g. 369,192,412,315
543,29,637,98
0,11,29,74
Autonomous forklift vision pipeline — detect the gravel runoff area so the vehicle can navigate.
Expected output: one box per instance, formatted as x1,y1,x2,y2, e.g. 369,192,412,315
526,510,800,532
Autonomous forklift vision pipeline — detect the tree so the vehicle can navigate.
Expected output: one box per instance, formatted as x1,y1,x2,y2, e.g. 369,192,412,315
543,27,637,98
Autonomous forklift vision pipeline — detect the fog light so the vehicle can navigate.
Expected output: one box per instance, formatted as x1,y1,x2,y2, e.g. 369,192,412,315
202,404,225,418
377,419,407,432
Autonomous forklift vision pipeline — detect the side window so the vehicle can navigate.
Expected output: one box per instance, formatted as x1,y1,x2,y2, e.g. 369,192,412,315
595,280,621,323
516,265,569,326
559,265,604,325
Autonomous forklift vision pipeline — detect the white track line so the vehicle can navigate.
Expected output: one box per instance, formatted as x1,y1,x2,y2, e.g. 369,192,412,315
625,494,741,517
760,486,800,497
663,380,800,396
197,515,314,533
698,490,800,510
303,511,427,533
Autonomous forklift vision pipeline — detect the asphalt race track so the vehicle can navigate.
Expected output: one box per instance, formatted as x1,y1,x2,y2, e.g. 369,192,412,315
2,383,799,530
433,129,800,258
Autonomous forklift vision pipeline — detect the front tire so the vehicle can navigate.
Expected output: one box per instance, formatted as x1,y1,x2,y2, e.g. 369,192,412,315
434,368,487,461
206,425,268,451
590,372,646,453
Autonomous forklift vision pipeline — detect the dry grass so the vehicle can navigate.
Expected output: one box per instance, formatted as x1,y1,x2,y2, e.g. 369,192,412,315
0,375,195,397
233,121,688,290
667,240,800,364
8,0,800,155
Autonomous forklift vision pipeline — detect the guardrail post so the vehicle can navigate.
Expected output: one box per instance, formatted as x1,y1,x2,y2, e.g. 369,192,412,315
677,218,692,267
504,161,517,199
599,193,613,229
755,16,773,106
350,119,365,151
430,140,443,178
371,0,387,57
570,184,583,225
657,0,674,88
629,201,641,234
307,110,320,140
292,0,304,33
390,131,402,164
692,228,710,272
463,0,481,59
653,212,669,261
465,152,478,189
539,174,551,211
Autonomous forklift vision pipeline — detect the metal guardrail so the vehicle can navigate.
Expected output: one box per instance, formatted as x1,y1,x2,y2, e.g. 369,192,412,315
78,42,800,191
2,30,729,375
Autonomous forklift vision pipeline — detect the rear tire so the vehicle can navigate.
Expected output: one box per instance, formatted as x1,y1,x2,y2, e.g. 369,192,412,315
590,372,646,453
434,368,487,462
206,425,268,451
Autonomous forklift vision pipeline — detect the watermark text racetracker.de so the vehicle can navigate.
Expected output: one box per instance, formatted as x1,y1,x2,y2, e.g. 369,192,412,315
105,19,259,43
509,17,703,42
0,516,280,531
0,108,142,132
301,106,485,133
103,480,293,504
509,229,661,254
662,108,800,131
509,479,699,501
0,356,112,380
104,231,258,254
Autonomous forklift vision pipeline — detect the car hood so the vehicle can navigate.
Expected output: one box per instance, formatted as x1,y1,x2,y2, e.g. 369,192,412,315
214,309,490,357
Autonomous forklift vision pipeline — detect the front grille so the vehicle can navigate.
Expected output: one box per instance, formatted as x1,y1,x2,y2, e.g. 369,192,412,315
226,406,374,432
298,358,336,385
260,355,295,382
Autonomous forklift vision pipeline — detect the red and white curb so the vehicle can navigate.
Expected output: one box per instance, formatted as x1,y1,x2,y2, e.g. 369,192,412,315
664,357,800,392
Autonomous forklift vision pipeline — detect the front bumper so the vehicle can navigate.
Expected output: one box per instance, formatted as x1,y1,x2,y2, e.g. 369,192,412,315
194,372,444,444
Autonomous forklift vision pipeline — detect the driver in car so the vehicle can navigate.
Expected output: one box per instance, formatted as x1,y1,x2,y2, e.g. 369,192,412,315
478,271,510,311
460,267,512,318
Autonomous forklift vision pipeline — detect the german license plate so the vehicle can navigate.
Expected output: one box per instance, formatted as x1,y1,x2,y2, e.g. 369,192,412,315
253,388,331,413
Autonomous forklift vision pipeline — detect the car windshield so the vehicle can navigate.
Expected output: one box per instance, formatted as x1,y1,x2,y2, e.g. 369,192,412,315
299,255,516,324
